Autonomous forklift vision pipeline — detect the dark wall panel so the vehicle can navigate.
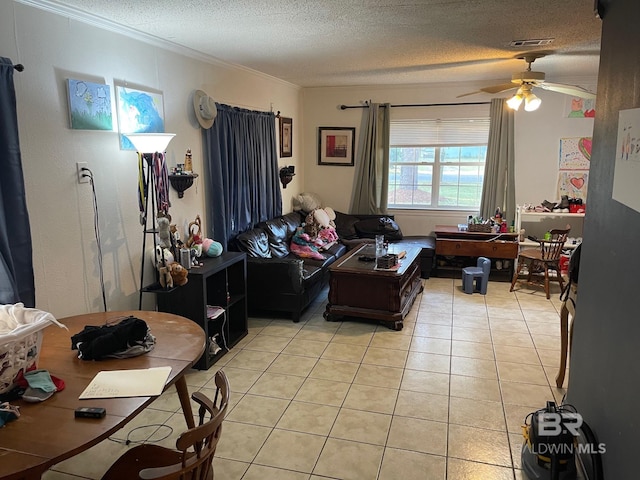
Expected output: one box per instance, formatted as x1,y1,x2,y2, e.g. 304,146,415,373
566,1,640,478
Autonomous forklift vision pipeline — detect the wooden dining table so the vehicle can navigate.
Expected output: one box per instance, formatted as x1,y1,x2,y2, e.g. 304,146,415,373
0,310,206,480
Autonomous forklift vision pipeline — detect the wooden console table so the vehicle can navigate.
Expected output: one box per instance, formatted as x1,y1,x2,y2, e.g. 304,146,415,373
324,243,423,331
434,225,519,276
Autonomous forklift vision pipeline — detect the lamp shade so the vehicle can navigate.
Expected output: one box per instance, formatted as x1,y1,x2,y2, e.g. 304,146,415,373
125,133,176,153
524,93,542,111
506,93,523,110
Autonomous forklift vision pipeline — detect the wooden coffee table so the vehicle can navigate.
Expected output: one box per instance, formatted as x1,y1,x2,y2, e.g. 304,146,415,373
324,243,423,330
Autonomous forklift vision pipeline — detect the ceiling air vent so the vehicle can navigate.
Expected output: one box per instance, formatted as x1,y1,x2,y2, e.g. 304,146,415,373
509,38,554,47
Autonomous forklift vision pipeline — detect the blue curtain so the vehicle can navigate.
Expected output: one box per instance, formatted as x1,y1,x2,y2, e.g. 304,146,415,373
203,104,282,249
0,58,35,306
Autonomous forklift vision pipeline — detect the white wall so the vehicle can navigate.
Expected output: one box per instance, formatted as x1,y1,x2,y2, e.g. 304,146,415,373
1,1,596,318
302,83,595,235
2,2,302,317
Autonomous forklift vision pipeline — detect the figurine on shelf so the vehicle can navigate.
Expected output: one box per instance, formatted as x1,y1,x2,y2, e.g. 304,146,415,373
190,247,203,268
184,149,193,173
186,215,203,248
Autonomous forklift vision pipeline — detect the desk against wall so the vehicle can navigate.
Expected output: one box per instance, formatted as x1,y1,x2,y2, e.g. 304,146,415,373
434,225,519,278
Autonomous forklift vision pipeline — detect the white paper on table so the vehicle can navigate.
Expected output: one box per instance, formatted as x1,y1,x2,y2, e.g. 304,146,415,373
79,366,172,399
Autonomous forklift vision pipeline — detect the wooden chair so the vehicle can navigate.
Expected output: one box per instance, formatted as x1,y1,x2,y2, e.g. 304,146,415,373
556,282,578,387
510,225,570,299
101,370,230,480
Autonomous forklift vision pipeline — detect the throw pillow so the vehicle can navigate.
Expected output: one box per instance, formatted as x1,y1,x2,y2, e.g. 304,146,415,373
333,211,360,240
353,217,403,241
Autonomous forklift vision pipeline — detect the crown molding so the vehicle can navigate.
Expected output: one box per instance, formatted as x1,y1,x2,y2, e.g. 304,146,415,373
16,0,300,89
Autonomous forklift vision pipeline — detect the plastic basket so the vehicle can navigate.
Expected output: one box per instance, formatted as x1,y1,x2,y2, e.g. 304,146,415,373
0,303,65,394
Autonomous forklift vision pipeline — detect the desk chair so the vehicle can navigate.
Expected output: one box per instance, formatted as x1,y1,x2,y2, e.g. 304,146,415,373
102,370,230,480
510,226,570,299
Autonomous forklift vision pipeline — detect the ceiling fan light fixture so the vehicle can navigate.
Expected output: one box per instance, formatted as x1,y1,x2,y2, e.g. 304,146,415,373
506,90,524,110
524,91,542,111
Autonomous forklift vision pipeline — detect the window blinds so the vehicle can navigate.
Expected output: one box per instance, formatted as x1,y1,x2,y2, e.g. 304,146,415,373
390,118,490,146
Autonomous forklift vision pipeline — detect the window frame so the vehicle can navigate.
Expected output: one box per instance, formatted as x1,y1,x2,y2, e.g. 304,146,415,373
387,114,490,211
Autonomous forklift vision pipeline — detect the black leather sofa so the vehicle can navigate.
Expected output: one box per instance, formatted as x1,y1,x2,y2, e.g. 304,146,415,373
230,211,347,322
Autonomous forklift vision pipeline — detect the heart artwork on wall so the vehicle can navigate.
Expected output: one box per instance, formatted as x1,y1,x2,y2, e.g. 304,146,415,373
570,177,585,190
558,137,591,201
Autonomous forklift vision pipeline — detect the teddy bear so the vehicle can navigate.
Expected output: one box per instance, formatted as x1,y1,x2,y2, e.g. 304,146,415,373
304,207,336,237
168,262,188,286
157,213,172,249
292,192,323,213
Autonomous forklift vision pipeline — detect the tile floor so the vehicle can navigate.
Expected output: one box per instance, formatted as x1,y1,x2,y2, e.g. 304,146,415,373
43,277,571,480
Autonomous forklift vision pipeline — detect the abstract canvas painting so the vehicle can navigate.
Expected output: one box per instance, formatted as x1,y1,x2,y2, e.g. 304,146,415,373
115,85,165,150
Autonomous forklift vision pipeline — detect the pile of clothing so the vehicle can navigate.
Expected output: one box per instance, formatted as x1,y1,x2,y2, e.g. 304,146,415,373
71,316,155,360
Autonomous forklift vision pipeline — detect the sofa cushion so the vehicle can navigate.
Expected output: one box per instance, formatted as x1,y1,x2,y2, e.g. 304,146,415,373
235,229,271,258
333,211,360,240
261,212,303,258
354,217,403,241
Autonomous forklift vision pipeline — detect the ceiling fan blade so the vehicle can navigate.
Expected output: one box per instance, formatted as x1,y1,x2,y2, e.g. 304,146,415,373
481,83,519,94
538,82,596,99
456,90,483,98
456,83,517,98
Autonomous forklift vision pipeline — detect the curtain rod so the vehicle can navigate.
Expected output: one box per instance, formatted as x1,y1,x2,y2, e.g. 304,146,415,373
339,101,490,110
13,64,24,72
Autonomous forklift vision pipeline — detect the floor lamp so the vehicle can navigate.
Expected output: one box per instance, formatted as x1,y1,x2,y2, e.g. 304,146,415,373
125,133,176,309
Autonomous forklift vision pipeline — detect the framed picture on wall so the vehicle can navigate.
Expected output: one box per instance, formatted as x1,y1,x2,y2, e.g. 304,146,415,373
279,116,292,157
115,85,166,150
318,127,355,166
66,79,113,130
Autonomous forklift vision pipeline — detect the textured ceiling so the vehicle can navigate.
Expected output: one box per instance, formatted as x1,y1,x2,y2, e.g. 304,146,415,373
30,0,602,87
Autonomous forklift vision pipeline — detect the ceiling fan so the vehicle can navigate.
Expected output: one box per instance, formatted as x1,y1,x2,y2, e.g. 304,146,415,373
458,53,596,111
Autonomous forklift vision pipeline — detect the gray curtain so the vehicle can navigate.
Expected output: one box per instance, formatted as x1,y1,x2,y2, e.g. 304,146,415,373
480,98,516,224
0,58,34,307
350,102,390,215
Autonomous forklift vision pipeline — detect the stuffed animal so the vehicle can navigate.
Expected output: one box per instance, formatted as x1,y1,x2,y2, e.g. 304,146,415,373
323,207,336,227
157,214,172,249
292,192,322,213
168,262,188,286
186,215,203,248
170,223,183,249
157,262,173,289
304,207,336,237
202,238,223,257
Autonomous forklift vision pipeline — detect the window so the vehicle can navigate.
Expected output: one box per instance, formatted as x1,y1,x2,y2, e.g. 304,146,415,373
388,118,490,210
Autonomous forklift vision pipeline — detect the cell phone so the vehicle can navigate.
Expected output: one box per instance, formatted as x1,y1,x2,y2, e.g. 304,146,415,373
74,407,106,419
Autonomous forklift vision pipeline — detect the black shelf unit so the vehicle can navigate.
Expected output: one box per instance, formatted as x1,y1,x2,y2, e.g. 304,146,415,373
156,252,248,369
